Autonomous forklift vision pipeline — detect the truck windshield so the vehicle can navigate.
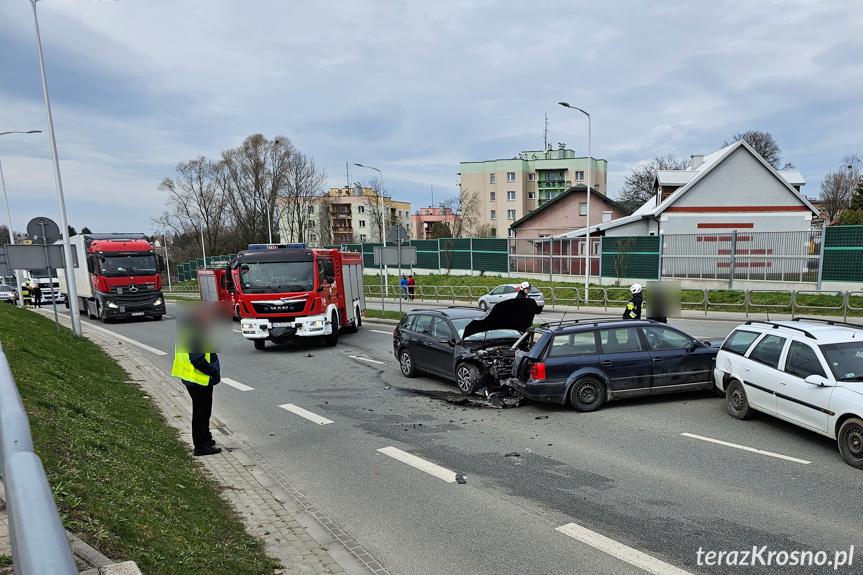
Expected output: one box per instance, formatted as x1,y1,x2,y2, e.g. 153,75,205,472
99,255,158,277
238,261,315,292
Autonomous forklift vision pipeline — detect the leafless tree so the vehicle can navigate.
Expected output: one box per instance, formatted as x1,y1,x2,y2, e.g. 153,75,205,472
475,223,497,238
216,134,295,248
439,188,482,238
612,237,637,285
154,156,234,257
617,153,690,214
278,152,328,244
361,177,391,243
314,193,335,246
820,153,863,223
723,130,793,170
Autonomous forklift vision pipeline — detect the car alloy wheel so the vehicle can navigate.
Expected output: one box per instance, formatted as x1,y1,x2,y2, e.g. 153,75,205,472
456,364,478,395
400,351,412,375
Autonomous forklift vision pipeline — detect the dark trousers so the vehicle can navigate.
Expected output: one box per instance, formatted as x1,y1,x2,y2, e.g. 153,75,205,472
186,384,214,449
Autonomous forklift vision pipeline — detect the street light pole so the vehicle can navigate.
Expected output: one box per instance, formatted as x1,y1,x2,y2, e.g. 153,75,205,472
30,0,82,338
0,130,42,304
559,102,591,303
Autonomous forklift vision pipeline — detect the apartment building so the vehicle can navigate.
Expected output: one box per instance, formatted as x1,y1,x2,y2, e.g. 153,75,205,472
410,206,463,239
459,148,608,238
277,186,411,245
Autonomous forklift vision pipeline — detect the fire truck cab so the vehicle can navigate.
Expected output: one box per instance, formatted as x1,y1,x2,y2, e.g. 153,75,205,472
229,244,364,349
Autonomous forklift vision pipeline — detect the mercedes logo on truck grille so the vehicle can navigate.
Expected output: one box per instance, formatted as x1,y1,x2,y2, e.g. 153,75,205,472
128,284,139,293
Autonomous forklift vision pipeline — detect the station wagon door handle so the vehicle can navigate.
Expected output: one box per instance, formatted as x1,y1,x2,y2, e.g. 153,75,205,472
779,380,787,386
600,360,612,366
652,357,663,362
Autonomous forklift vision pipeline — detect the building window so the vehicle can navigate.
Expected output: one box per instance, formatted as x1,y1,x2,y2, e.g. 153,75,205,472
360,234,367,242
490,210,496,220
508,229,516,238
490,191,496,202
359,220,366,228
528,173,536,182
357,206,364,213
507,191,516,201
309,220,316,228
308,205,315,214
507,172,516,183
507,209,516,220
579,203,587,216
528,192,536,200
490,173,496,184
575,171,584,181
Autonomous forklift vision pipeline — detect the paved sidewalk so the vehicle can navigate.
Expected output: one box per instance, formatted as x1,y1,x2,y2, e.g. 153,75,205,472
36,309,382,575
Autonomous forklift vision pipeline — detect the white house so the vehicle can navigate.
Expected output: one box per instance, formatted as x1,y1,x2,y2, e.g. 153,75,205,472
559,139,817,238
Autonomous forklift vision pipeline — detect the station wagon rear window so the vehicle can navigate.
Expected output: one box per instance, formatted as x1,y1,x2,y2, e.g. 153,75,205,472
549,332,598,357
721,329,760,355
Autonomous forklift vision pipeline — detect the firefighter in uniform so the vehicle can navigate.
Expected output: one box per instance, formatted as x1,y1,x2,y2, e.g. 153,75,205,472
172,305,222,456
624,283,643,320
21,281,32,308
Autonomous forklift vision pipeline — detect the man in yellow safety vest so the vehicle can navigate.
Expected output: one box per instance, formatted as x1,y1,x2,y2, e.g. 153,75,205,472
172,304,222,456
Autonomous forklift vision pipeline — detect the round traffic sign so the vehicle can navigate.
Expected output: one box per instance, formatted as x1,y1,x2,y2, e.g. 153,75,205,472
26,217,61,245
389,224,408,246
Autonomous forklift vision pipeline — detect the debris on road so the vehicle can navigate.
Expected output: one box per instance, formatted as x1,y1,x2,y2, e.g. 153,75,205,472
535,415,549,420
504,452,521,457
455,473,467,484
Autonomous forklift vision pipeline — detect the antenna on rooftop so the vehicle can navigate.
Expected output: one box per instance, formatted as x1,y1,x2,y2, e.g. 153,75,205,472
345,162,350,189
543,113,548,153
431,184,434,206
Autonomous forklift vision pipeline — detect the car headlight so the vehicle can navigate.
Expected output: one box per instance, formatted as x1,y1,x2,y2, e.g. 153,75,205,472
106,301,119,309
154,298,163,306
242,323,254,330
310,320,324,327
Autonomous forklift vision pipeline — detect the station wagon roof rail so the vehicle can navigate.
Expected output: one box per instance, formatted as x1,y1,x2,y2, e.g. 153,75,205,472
743,320,816,340
791,317,863,330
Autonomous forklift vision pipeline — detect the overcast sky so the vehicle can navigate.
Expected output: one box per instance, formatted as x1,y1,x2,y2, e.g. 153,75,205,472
1,0,861,236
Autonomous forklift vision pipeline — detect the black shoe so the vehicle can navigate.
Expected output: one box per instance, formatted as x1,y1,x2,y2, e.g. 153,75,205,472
194,446,222,456
208,438,216,447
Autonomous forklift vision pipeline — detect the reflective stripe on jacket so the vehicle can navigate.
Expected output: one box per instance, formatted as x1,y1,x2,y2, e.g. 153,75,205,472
172,350,211,386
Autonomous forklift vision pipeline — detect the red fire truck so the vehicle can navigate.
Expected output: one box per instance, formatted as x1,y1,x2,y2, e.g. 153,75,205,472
203,244,365,349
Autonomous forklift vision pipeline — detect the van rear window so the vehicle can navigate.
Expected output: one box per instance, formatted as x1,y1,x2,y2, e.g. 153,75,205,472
721,330,760,355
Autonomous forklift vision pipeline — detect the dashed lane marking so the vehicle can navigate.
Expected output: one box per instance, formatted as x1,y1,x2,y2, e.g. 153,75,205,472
556,523,693,575
681,432,811,464
377,446,457,483
370,329,392,335
83,323,168,356
221,378,254,391
348,355,385,365
279,403,333,425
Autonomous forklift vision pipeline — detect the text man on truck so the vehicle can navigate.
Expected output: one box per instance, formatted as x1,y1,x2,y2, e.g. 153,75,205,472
58,233,166,322
226,244,364,349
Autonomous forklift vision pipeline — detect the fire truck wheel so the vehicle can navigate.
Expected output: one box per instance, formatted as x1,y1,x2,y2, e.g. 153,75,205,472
323,312,340,347
253,339,265,350
235,305,242,319
345,306,361,334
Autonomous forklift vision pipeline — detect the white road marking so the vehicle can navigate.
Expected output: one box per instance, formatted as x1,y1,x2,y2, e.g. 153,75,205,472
681,432,811,464
377,446,457,483
232,329,242,333
279,403,333,425
221,378,254,391
349,355,385,365
83,323,168,356
556,523,693,575
370,329,392,335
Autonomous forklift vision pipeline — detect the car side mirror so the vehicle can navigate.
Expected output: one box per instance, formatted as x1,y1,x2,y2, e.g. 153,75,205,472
804,374,830,387
437,336,453,345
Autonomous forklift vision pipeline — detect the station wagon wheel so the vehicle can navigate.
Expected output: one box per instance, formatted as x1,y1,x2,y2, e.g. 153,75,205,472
399,349,417,378
725,380,754,420
837,417,863,469
456,363,480,395
569,377,606,412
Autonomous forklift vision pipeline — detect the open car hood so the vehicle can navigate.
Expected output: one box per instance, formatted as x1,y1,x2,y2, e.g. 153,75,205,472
462,297,537,339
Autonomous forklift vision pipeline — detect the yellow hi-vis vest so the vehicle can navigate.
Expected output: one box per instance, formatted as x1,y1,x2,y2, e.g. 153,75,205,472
172,350,211,386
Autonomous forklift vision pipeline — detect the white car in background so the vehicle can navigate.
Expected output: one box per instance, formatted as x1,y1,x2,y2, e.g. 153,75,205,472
0,284,17,305
478,283,544,313
714,318,863,468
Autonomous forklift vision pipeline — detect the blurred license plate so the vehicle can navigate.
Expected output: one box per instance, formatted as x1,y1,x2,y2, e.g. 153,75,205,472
131,312,145,316
271,322,292,328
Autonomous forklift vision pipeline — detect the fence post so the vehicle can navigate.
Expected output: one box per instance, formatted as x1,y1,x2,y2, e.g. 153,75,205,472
729,230,737,289
817,227,826,290
469,238,474,275
550,238,554,282
657,234,664,280
507,238,511,278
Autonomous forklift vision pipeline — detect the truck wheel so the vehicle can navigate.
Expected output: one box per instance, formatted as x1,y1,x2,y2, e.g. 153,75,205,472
345,306,361,334
98,304,110,324
837,418,863,469
253,339,265,350
323,312,339,347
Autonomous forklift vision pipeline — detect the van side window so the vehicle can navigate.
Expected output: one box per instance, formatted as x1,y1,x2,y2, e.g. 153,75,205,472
722,330,760,355
748,335,786,369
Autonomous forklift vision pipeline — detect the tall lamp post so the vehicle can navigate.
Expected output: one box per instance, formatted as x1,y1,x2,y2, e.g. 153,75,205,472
354,163,390,297
0,130,42,305
559,102,591,302
30,0,82,338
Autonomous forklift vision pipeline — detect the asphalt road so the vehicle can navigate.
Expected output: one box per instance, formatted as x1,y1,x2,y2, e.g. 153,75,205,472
54,303,863,575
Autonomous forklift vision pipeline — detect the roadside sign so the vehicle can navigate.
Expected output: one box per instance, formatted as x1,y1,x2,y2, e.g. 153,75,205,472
389,225,408,246
6,244,72,270
373,246,417,266
26,216,61,245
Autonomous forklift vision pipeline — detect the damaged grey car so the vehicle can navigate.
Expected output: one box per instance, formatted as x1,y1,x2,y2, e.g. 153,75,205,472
392,298,537,394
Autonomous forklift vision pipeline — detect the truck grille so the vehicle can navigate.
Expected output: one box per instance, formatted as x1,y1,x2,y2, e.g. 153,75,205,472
110,284,158,308
251,300,307,315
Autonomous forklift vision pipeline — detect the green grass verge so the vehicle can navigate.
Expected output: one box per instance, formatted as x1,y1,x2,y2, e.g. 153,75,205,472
364,309,405,321
0,304,278,575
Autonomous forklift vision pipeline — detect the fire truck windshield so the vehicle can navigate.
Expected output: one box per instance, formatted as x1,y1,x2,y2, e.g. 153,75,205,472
238,261,315,292
99,254,158,277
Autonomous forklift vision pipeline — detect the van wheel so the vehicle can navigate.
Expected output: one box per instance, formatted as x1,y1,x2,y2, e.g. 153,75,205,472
253,339,265,350
725,380,754,420
399,349,416,378
323,312,339,347
569,377,606,412
456,363,481,395
838,418,863,469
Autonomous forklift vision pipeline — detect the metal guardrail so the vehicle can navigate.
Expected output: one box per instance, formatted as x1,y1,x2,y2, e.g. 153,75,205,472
0,342,78,575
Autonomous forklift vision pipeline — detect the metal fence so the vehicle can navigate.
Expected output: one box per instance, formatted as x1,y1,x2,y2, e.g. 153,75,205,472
0,342,78,575
508,237,600,278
